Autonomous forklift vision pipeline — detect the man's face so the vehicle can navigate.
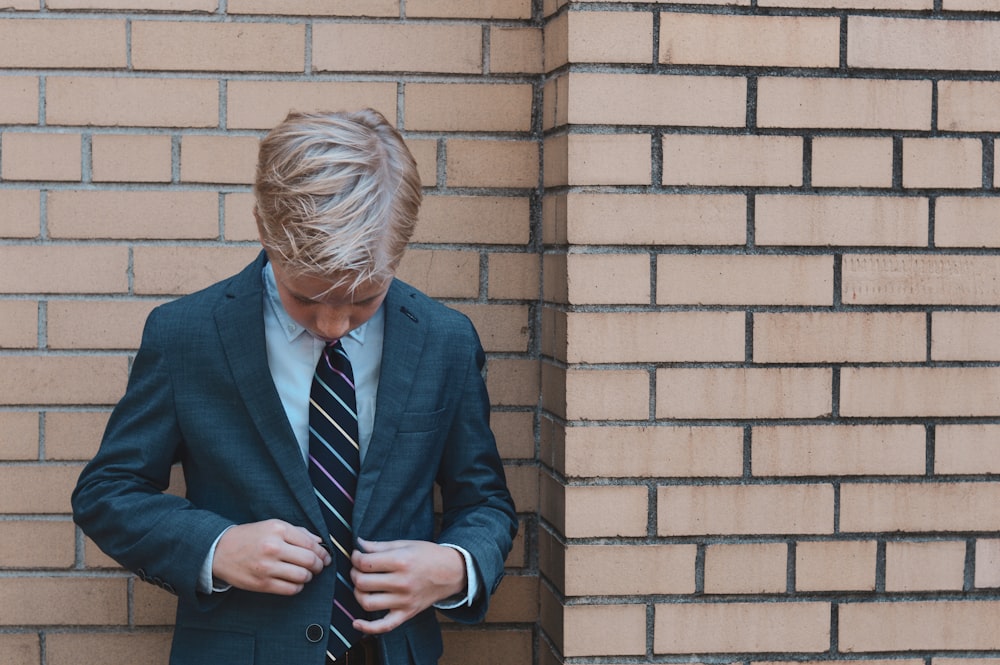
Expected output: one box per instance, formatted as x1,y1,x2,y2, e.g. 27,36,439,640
270,259,392,343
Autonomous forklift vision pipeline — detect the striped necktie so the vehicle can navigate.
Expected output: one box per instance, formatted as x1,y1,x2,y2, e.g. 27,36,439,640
307,340,364,660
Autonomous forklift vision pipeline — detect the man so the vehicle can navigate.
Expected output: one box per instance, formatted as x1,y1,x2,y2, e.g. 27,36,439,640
72,109,518,665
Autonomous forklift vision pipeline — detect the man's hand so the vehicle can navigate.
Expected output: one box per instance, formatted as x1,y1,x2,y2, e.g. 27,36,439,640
350,538,467,635
212,519,332,595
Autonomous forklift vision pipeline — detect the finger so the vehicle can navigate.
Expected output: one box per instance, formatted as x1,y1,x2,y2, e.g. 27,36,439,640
353,612,407,636
286,526,333,562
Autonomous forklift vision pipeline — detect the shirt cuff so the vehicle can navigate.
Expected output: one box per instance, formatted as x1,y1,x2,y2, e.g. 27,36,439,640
198,526,235,595
433,543,479,609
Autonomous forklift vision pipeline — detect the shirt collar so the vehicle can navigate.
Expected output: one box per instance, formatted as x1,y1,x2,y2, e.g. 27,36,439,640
262,262,372,345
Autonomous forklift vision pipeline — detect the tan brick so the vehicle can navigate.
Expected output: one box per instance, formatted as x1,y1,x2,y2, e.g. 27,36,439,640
0,19,126,69
563,604,647,657
886,541,966,592
934,312,1000,361
944,0,1000,8
486,358,538,407
0,576,127,625
903,138,982,189
487,253,539,301
654,602,830,653
482,574,537,622
811,137,894,188
756,195,927,247
228,0,398,14
133,245,260,295
0,357,127,406
937,425,1000,475
0,246,128,294
843,367,1000,417
542,75,567,132
132,21,304,72
47,632,172,665
48,299,160,350
939,81,1000,132
407,0,531,18
46,77,217,127
849,16,1000,71
0,300,38,349
658,484,834,536
84,536,121,569
565,72,746,127
753,425,925,477
545,478,648,538
565,253,649,304
91,135,173,183
754,312,926,363
0,76,38,124
568,10,653,65
503,465,537,514
563,425,742,478
658,255,832,306
841,482,1000,532
840,601,1000,651
565,544,696,596
134,581,178,625
976,540,1000,588
562,134,651,186
404,138,437,188
226,81,397,130
2,133,81,182
843,255,1000,306
566,311,743,364
48,191,218,239
0,464,83,513
935,197,1000,248
491,411,533,460
489,27,543,74
180,135,258,184
49,0,214,7
0,634,38,665
451,304,529,353
224,192,257,242
442,629,533,665
563,368,649,421
396,249,480,299
540,307,566,361
405,83,533,133
415,196,531,245
45,411,110,461
705,543,787,594
662,135,803,187
658,368,831,419
661,14,839,67
313,24,482,74
446,139,538,188
0,520,75,568
0,412,39,460
758,78,931,130
566,193,746,246
761,0,930,9
796,540,877,592
0,189,40,238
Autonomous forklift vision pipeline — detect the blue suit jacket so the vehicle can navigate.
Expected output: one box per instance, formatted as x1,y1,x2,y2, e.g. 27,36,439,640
72,253,517,665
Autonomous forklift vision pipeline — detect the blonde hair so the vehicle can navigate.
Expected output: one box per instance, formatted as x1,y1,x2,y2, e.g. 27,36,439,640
254,108,422,291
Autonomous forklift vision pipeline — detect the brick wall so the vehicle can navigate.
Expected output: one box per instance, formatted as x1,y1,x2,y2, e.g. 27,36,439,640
1,1,998,664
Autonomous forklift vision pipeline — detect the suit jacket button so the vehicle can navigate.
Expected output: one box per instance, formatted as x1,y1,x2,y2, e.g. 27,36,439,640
306,624,324,643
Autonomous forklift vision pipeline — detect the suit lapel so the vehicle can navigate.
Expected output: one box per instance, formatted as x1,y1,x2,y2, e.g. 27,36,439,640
355,280,427,532
213,253,327,536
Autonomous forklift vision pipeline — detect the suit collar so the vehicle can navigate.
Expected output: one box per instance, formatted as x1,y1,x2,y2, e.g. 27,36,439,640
355,279,427,532
215,252,327,536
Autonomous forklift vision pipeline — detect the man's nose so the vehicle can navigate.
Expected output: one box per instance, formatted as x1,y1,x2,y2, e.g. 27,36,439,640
314,307,351,341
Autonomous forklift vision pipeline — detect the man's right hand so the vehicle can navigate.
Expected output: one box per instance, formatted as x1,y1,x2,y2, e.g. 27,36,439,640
212,519,332,595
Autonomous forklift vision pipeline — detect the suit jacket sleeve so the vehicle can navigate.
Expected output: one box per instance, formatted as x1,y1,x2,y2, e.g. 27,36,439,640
72,305,234,606
431,320,518,624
